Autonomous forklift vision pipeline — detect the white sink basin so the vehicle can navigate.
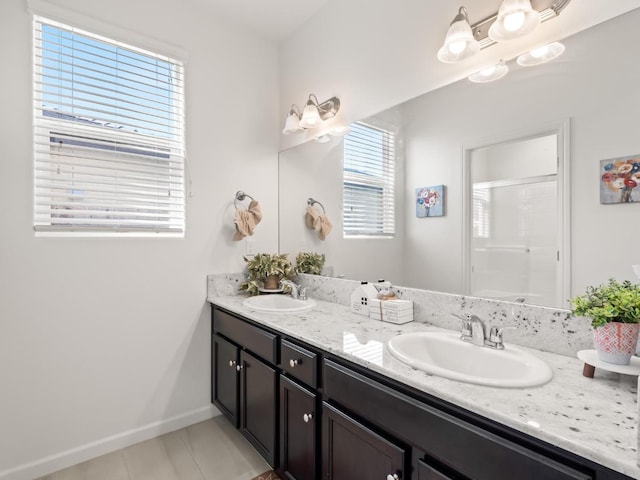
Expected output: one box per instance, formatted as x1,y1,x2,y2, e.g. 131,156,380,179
387,331,552,388
242,295,316,313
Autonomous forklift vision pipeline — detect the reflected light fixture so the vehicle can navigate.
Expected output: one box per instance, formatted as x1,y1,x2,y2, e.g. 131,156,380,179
437,7,480,63
282,94,341,134
517,41,565,66
468,60,509,83
488,0,540,41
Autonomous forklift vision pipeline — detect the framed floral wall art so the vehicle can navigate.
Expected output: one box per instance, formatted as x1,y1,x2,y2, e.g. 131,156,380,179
600,155,640,204
416,185,445,217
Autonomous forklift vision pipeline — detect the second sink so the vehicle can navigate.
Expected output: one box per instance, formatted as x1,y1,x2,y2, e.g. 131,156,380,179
242,294,316,313
387,331,553,388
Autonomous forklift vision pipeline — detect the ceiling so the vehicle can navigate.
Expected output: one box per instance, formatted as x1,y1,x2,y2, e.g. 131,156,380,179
186,0,639,46
186,0,328,42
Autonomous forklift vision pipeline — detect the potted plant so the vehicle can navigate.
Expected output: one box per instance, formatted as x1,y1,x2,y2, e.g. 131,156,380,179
240,253,295,296
295,252,326,275
571,278,640,365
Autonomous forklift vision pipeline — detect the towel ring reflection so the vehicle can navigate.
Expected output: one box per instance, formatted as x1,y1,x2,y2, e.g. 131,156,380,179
235,190,254,209
307,197,325,214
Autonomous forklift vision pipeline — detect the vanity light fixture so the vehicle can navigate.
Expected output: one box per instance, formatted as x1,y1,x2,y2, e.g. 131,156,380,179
282,94,341,134
488,0,540,42
517,41,565,66
437,7,480,63
468,60,509,83
470,0,572,49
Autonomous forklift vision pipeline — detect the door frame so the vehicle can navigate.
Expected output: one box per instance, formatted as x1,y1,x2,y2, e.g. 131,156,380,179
461,119,571,308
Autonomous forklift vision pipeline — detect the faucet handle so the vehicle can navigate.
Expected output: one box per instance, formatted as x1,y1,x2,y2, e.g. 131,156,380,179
488,325,516,348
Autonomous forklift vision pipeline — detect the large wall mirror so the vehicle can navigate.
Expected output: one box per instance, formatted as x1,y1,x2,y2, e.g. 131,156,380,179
278,8,640,309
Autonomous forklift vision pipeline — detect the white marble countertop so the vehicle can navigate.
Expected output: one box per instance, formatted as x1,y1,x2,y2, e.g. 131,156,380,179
209,295,640,479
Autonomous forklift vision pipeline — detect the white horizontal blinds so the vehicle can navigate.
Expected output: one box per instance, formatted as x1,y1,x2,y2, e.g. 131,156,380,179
33,16,185,233
343,122,395,237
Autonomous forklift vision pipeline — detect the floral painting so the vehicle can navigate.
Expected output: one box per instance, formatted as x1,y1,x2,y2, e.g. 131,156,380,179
416,185,444,217
600,155,640,204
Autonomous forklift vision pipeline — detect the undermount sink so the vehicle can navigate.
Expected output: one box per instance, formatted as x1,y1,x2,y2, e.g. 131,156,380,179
387,331,553,388
242,294,316,313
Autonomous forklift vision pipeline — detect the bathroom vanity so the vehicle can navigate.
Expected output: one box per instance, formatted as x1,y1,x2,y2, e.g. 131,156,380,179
208,291,639,480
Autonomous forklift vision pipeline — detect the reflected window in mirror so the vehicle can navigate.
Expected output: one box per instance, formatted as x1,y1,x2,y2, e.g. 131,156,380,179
343,122,396,238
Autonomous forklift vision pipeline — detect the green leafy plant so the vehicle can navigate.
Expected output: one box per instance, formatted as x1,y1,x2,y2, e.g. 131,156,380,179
295,252,326,275
571,278,640,328
240,253,295,296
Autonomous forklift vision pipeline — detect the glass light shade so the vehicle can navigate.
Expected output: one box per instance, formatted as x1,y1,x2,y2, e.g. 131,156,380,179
329,125,350,136
299,103,323,128
437,8,480,63
282,112,304,134
488,0,540,42
517,42,565,66
468,61,509,83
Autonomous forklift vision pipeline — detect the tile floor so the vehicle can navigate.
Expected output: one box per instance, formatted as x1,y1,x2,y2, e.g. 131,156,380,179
36,416,270,480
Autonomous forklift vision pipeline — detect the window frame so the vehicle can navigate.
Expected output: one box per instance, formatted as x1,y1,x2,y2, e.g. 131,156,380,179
342,122,396,238
32,15,186,236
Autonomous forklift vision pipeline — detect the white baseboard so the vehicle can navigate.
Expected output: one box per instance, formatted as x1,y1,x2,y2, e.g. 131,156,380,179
0,405,221,480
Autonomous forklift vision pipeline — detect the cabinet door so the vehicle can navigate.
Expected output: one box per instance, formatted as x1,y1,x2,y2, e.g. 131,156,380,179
280,375,317,480
322,402,406,480
240,350,278,467
212,334,239,427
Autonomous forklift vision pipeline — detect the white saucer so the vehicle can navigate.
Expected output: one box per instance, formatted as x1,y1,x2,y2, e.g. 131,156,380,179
258,287,284,293
577,349,640,376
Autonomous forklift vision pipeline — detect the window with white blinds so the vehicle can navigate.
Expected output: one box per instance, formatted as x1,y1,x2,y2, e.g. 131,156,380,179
343,122,395,237
33,16,185,234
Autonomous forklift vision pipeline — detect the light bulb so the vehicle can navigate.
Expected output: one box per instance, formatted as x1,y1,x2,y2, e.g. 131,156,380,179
448,40,466,55
530,45,549,58
503,11,525,32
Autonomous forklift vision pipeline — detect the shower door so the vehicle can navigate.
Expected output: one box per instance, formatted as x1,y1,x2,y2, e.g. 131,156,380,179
464,128,569,308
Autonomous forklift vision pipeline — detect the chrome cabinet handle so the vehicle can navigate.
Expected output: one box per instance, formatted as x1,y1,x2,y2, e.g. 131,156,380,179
228,360,236,367
303,413,313,423
236,364,244,371
386,474,399,480
289,359,300,368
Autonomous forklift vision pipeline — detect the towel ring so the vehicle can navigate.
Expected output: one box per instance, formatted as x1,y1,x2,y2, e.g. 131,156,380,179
307,197,326,214
235,190,254,209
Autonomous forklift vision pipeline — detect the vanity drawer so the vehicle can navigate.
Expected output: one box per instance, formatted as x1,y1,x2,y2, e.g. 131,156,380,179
281,339,318,388
213,308,278,364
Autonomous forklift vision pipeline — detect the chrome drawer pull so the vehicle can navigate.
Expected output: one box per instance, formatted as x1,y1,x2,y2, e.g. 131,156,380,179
289,359,300,368
303,413,313,423
236,364,244,371
386,474,399,480
228,360,236,367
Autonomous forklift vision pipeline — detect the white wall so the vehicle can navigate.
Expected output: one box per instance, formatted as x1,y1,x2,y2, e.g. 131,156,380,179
280,6,640,299
0,0,279,478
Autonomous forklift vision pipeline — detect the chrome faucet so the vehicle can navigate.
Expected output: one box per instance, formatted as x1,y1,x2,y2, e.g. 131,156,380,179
280,280,307,300
468,314,487,346
456,313,516,350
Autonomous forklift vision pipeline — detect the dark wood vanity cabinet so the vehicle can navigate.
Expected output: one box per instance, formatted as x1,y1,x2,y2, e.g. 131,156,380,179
212,308,278,467
280,375,317,480
212,334,240,427
211,306,633,480
239,350,278,466
323,402,407,480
